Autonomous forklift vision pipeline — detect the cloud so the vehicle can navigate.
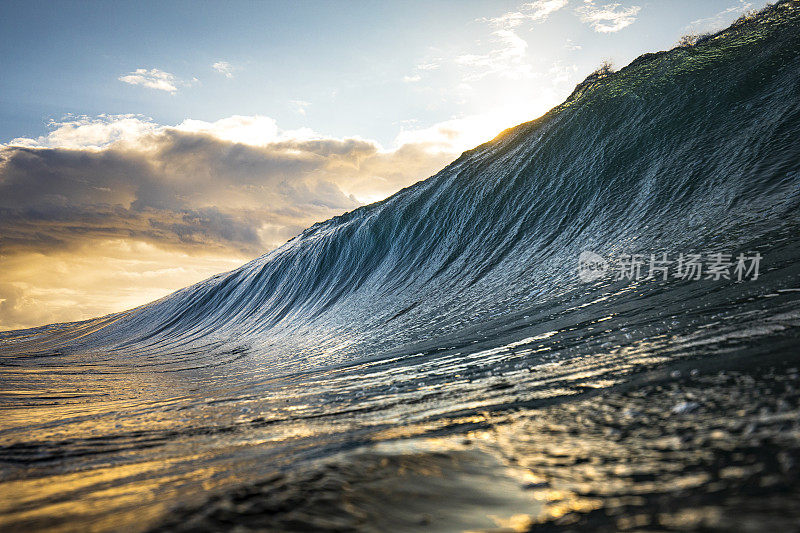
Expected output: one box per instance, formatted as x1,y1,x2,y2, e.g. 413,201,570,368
577,1,640,33
0,130,368,255
289,99,312,115
212,61,235,78
686,1,752,33
0,281,61,330
450,1,572,82
403,58,445,84
456,28,532,81
484,0,569,29
8,114,160,150
118,68,186,93
0,245,246,331
0,114,461,329
175,115,284,144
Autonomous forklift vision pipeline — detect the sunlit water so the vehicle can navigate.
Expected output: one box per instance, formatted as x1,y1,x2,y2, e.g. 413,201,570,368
2,2,800,531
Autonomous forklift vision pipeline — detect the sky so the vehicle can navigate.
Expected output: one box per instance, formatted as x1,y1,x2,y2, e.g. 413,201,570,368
0,0,768,330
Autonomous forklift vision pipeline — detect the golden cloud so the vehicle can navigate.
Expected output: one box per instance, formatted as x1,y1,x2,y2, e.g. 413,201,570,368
0,116,457,330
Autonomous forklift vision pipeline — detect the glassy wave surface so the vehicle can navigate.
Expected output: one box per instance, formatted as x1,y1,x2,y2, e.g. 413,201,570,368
2,2,800,531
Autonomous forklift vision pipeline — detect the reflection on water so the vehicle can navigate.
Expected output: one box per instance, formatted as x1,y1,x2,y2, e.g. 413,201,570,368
3,3,800,529
2,273,800,531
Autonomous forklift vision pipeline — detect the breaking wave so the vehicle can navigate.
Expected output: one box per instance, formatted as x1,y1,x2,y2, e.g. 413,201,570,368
2,3,800,532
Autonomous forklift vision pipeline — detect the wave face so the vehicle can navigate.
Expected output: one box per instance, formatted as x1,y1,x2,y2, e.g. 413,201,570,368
2,3,800,532
6,1,800,372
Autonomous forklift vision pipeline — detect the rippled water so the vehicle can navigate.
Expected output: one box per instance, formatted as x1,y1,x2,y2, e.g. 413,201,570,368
2,2,800,531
